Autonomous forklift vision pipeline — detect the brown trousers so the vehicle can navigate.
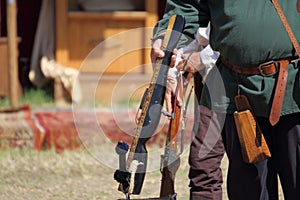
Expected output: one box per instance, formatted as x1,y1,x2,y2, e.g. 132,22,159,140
189,105,225,200
189,104,300,200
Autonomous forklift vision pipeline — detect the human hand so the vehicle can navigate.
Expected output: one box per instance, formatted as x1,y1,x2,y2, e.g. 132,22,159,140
151,37,182,115
171,50,203,74
165,67,183,115
165,48,182,115
151,38,165,67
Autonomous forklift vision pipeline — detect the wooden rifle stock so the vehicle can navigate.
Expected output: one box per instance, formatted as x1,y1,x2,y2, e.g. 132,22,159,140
114,15,185,199
160,101,181,198
160,72,193,199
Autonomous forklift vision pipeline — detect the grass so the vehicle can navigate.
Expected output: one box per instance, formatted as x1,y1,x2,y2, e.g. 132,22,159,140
0,84,283,199
21,88,54,107
0,148,108,200
0,88,56,109
0,85,194,199
0,147,191,200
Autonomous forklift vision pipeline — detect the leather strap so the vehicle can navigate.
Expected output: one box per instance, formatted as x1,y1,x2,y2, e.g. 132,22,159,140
270,0,300,125
221,56,295,76
272,0,300,56
221,57,293,125
269,62,289,125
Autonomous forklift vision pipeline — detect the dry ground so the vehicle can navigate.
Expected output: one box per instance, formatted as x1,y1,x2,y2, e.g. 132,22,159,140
0,146,222,200
0,146,283,200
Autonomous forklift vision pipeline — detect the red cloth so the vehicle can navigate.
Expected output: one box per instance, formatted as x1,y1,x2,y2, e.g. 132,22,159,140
33,110,193,153
34,112,81,153
0,105,40,150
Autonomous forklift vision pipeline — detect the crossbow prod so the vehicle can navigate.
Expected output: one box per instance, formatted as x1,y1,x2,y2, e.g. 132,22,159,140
114,15,185,199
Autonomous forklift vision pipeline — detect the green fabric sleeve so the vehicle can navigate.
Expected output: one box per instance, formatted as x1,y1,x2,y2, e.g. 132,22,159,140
152,0,210,47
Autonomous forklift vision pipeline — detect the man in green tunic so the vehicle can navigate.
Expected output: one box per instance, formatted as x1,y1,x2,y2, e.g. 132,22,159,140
152,0,300,199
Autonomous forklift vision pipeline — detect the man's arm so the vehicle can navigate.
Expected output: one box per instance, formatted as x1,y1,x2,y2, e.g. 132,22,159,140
151,0,212,113
151,0,210,65
152,0,210,48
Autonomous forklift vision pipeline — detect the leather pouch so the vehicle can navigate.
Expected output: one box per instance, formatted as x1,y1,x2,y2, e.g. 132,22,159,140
234,95,271,163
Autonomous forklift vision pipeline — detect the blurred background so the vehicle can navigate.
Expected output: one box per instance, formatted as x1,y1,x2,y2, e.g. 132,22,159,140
0,1,284,199
0,1,201,200
0,0,166,106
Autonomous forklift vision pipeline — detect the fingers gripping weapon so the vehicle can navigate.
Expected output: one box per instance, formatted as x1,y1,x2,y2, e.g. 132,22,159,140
114,15,185,199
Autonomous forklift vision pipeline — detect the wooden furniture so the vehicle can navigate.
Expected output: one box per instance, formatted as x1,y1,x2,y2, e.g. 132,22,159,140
0,37,9,97
0,37,22,98
55,0,158,74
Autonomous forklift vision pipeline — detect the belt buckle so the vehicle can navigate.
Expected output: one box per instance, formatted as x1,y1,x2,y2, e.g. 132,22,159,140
258,60,278,76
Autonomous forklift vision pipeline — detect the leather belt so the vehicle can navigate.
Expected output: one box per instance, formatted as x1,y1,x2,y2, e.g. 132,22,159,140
220,57,295,76
221,56,297,125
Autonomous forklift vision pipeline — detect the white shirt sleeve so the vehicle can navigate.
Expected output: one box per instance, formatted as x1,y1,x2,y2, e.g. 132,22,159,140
183,23,219,82
199,44,220,81
171,23,219,83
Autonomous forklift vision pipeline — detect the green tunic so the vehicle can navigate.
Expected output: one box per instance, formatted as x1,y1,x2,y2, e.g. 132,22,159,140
154,0,300,117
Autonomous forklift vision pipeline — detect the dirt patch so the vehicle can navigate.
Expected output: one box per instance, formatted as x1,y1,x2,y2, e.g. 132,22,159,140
0,145,285,200
0,148,193,200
